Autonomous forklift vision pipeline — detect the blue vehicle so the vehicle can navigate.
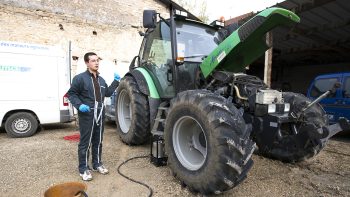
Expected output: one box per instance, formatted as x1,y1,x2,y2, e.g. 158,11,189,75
307,72,350,124
105,91,117,121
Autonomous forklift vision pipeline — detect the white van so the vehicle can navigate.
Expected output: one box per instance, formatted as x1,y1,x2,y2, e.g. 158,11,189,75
0,41,73,137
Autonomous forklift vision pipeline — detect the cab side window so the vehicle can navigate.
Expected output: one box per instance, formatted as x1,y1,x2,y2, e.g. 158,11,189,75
142,22,174,97
142,23,171,65
311,78,338,98
344,77,350,98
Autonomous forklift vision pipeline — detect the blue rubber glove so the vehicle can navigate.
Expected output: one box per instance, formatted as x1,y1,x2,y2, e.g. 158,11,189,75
79,104,90,112
114,72,121,81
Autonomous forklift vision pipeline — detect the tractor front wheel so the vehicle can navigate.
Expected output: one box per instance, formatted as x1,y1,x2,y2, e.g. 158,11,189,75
254,92,327,162
164,90,255,194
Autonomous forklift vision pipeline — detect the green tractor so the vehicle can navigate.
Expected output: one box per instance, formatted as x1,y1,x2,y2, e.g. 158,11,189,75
115,5,349,195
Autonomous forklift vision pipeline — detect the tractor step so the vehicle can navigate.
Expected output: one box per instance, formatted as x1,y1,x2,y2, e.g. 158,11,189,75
151,131,164,136
151,102,169,135
154,118,165,123
150,104,169,167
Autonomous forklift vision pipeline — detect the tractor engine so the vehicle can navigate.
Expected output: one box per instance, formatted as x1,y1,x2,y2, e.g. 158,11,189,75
204,70,349,162
207,71,290,116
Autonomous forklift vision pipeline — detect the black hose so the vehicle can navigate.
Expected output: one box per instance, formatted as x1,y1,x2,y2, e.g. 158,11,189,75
117,155,153,197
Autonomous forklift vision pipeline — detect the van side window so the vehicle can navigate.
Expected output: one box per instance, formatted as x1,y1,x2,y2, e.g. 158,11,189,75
311,78,338,98
344,77,350,98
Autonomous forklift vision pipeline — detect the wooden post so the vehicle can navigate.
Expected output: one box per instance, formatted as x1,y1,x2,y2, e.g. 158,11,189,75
264,32,273,87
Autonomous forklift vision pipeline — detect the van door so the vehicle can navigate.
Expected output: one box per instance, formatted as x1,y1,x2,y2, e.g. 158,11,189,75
307,74,341,124
339,73,350,121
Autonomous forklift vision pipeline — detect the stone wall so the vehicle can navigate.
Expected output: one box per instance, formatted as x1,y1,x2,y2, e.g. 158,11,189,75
0,0,168,64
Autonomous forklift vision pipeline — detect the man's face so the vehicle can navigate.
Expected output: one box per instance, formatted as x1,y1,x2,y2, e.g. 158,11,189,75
86,55,99,72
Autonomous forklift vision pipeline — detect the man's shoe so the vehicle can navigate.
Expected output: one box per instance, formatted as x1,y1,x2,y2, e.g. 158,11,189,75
79,170,92,181
93,165,109,175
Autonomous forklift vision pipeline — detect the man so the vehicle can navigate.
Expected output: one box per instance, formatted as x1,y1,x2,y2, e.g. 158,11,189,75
67,52,120,181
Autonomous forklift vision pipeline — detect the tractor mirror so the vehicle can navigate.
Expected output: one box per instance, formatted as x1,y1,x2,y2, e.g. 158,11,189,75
143,10,157,28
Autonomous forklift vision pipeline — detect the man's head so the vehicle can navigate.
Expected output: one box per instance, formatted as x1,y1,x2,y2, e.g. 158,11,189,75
84,52,99,73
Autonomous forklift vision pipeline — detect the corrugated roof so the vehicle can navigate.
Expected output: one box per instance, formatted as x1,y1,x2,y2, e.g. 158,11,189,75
272,0,350,65
226,0,350,65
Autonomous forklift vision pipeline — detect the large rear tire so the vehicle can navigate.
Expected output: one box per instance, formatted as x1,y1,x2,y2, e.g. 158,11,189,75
115,76,150,145
255,92,327,162
164,90,255,194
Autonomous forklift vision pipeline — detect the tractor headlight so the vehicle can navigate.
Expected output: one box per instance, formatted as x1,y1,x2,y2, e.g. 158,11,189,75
268,104,276,113
284,103,290,112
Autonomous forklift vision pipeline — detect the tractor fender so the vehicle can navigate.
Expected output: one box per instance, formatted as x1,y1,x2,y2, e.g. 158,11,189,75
126,68,160,99
125,68,161,129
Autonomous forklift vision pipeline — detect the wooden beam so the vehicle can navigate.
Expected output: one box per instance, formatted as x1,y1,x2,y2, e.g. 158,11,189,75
264,32,273,87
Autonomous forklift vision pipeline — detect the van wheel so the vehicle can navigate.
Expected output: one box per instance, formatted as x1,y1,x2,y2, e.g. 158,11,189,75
4,112,38,138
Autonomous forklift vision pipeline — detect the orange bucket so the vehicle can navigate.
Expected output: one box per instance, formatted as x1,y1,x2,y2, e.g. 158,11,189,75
44,182,87,197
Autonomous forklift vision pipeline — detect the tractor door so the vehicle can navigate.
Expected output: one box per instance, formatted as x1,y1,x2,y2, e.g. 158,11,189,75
141,22,175,98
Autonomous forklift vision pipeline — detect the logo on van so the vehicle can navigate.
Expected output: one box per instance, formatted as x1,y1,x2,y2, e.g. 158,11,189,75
0,42,49,50
0,65,31,72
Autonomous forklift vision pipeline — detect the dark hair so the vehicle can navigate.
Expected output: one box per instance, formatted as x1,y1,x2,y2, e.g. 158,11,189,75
84,52,97,63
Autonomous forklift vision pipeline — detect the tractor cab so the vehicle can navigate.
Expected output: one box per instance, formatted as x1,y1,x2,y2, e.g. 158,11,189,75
133,9,220,98
133,7,301,98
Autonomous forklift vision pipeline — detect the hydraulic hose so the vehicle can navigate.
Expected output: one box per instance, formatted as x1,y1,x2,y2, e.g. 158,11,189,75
117,155,153,197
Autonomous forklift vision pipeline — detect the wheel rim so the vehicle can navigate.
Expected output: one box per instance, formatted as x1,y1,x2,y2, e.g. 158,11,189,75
117,89,132,134
173,116,207,171
11,118,31,134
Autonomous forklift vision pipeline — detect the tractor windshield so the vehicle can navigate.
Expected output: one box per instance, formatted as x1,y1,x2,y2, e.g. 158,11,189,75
176,20,219,62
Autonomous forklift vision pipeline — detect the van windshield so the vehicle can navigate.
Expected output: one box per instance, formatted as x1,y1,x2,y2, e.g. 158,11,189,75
176,20,219,62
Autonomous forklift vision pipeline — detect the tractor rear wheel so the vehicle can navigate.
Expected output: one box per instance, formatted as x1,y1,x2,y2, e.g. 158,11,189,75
164,90,255,194
115,76,150,145
255,92,327,162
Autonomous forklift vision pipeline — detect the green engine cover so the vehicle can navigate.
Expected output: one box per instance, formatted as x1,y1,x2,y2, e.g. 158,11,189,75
200,7,300,78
